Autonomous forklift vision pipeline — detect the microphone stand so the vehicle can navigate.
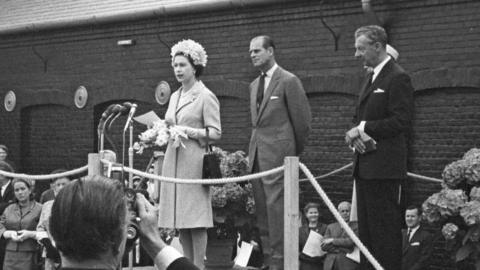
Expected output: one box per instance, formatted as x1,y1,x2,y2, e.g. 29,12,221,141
122,111,135,270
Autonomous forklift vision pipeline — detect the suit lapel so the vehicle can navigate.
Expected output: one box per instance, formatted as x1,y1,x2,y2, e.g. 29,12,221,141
250,78,259,126
175,81,202,115
255,67,281,125
359,59,394,105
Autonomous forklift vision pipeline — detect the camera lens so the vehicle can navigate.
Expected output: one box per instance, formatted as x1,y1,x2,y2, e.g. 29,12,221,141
126,224,138,240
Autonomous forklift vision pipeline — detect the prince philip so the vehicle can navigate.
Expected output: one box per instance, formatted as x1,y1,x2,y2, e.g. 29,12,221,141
248,35,311,270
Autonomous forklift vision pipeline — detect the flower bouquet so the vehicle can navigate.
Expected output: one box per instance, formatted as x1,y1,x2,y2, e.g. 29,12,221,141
209,147,255,239
133,120,188,154
423,148,480,268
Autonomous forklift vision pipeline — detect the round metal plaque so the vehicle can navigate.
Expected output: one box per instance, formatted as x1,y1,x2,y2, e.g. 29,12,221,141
4,91,16,112
155,81,171,105
74,86,88,108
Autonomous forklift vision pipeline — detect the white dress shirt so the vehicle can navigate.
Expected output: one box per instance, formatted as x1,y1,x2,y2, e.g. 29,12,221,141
358,55,392,132
261,63,278,93
408,225,420,241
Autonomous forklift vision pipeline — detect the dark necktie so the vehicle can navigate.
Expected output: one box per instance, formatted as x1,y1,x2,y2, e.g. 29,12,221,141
407,228,412,242
256,73,266,111
365,71,373,89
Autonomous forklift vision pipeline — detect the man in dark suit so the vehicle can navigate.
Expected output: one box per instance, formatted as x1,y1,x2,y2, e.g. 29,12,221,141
345,25,414,270
50,175,199,270
0,161,15,270
322,201,359,270
402,205,434,270
248,35,312,270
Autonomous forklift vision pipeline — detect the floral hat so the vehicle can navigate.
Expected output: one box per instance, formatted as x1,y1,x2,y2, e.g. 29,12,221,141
171,39,208,67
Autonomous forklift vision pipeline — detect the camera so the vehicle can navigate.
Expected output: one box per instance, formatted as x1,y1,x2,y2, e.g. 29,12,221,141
124,187,150,252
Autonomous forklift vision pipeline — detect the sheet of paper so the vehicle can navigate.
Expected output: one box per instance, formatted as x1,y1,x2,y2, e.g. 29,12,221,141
234,241,253,267
346,246,360,263
133,111,162,126
302,230,326,257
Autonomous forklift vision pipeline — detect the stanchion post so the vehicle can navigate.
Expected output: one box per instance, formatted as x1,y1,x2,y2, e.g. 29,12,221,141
87,153,101,177
284,156,299,270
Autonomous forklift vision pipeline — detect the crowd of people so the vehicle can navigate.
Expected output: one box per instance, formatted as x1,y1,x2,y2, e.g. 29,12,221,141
0,23,434,270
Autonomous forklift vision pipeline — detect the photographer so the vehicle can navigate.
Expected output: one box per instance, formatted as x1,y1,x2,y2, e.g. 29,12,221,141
49,175,198,270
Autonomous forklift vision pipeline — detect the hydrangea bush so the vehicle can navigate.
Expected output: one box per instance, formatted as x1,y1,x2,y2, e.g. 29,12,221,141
423,148,480,268
210,147,254,239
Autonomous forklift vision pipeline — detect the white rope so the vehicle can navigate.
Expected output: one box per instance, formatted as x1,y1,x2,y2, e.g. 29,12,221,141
0,166,88,181
298,161,443,184
299,162,384,270
407,172,442,183
299,162,353,182
110,160,284,184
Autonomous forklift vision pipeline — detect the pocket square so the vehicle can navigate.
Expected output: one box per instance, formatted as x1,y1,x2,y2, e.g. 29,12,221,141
410,242,420,246
270,96,279,100
373,88,385,93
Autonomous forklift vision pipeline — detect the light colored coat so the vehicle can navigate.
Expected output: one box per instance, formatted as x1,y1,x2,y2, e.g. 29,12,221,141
158,81,221,229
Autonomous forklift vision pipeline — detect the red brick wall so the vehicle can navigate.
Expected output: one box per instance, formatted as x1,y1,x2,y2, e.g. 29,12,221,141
1,1,480,268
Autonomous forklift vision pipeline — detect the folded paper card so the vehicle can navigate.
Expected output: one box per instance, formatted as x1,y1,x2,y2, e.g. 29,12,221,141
302,230,326,257
133,111,162,127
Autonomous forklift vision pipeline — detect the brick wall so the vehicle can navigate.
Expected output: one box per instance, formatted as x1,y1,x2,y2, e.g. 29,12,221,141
1,0,480,268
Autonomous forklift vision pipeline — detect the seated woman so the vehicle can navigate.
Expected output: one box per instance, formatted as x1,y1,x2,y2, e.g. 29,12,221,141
0,178,42,270
299,202,328,270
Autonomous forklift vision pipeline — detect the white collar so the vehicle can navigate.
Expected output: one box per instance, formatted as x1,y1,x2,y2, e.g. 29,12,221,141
372,55,391,82
264,63,278,78
408,225,420,236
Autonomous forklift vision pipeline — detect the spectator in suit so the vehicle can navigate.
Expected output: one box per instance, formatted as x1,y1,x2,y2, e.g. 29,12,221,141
0,161,15,270
50,175,199,270
39,169,70,204
345,25,414,270
36,169,72,270
401,205,434,270
322,202,359,270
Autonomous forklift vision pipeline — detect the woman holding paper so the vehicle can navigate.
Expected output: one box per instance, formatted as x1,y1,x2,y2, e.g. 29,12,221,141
299,202,328,270
158,39,221,270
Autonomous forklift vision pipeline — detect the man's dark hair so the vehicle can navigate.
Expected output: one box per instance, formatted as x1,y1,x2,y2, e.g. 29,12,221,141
406,204,422,216
355,25,388,48
253,35,276,50
49,175,126,261
0,161,14,176
49,169,70,183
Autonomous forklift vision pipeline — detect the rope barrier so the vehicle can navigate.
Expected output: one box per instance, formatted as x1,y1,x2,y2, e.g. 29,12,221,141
299,162,384,270
298,162,443,184
118,161,284,185
407,172,442,183
299,162,353,182
0,159,443,185
0,165,88,181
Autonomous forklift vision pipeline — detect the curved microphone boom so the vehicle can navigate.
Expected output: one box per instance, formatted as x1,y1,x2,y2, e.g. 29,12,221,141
123,103,138,132
97,104,118,137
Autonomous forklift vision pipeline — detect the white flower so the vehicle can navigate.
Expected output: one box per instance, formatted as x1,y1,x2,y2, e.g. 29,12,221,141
171,39,208,67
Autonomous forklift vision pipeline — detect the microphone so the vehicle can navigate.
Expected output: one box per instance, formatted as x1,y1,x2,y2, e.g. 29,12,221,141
124,103,138,131
98,104,119,136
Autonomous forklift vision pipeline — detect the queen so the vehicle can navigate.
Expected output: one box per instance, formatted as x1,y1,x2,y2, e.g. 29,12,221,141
157,39,221,269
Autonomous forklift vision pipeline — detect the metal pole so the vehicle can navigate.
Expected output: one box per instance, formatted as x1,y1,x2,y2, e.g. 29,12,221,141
128,124,135,270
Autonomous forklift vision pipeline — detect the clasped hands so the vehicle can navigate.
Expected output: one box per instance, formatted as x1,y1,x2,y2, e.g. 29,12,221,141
320,237,336,253
3,230,36,242
345,127,366,154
